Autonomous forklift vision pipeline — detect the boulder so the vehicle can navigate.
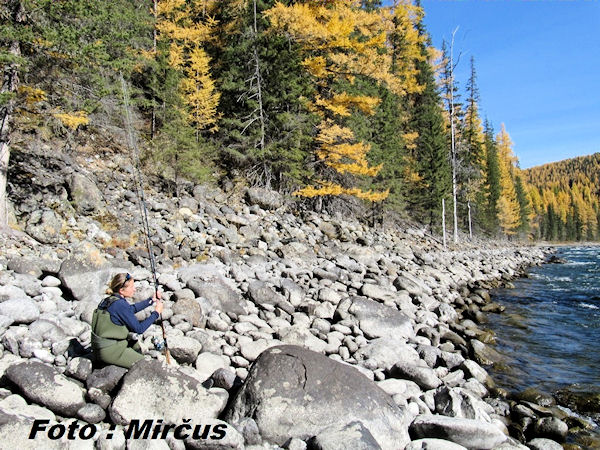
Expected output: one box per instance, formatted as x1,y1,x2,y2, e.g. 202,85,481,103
6,361,86,416
405,438,467,450
68,173,104,214
347,297,414,340
354,338,420,371
171,297,205,328
0,411,64,450
167,334,203,364
187,279,246,317
245,187,283,210
224,345,411,449
26,209,64,244
526,438,563,450
110,360,228,425
307,421,382,450
389,362,442,391
57,242,112,305
0,298,40,324
409,415,506,449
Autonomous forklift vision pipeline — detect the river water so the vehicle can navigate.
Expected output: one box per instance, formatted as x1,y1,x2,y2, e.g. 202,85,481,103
486,245,600,433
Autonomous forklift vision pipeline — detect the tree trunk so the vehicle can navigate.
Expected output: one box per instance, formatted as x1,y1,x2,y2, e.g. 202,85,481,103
450,28,459,245
0,1,24,230
442,198,447,249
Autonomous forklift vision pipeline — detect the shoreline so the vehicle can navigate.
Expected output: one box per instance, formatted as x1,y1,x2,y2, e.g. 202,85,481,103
1,148,594,448
480,248,600,448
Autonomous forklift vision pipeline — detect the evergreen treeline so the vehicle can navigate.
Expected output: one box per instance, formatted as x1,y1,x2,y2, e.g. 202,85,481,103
1,0,596,241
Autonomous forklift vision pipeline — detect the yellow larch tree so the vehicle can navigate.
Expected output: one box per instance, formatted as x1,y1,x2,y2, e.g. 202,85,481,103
156,0,220,137
265,0,393,202
496,124,521,235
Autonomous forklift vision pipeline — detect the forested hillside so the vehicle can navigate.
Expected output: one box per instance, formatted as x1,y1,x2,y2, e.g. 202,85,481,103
1,0,597,241
524,153,600,242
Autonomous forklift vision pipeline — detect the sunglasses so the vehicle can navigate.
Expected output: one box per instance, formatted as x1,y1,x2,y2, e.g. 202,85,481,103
121,273,133,289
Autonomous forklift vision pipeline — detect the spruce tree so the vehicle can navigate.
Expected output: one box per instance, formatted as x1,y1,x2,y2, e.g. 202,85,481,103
211,0,315,190
408,24,451,227
482,120,501,233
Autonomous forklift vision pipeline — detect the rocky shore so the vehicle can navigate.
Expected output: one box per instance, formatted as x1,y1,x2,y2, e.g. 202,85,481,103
0,148,576,449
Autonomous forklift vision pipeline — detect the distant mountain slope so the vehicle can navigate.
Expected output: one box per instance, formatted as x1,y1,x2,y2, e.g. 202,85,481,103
524,153,600,192
523,153,600,241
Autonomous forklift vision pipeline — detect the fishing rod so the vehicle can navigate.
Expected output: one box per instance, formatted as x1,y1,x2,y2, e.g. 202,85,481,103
120,74,171,365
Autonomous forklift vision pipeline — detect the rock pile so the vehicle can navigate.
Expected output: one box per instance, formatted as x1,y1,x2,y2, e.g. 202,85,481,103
0,148,574,449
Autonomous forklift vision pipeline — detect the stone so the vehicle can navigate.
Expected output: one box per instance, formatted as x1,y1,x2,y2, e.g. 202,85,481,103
167,334,203,364
393,273,432,297
58,243,112,306
470,339,506,366
0,298,39,324
110,360,228,425
77,403,106,423
533,416,568,441
277,326,328,353
26,209,64,244
187,279,246,317
172,297,205,328
224,345,410,450
65,357,93,381
347,297,414,340
185,420,245,450
405,438,467,450
354,338,420,371
195,352,231,382
211,368,237,390
87,365,128,393
6,361,86,416
307,421,382,450
69,172,103,213
409,415,507,449
526,438,563,450
245,187,283,210
389,362,442,391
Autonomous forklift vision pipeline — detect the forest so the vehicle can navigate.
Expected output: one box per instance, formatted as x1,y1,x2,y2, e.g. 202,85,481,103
2,0,598,242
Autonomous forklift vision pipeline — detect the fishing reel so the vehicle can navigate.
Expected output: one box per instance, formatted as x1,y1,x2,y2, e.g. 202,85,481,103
152,336,166,351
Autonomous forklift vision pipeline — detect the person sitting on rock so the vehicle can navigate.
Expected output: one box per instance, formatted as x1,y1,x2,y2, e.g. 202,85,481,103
91,273,163,368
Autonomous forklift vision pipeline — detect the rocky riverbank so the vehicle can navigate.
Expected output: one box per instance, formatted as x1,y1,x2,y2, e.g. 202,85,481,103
0,147,574,449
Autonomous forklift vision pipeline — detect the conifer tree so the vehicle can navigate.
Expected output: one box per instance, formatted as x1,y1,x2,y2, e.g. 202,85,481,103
407,19,450,227
514,174,531,236
265,0,391,203
463,57,486,233
496,124,521,236
482,120,501,233
211,0,315,189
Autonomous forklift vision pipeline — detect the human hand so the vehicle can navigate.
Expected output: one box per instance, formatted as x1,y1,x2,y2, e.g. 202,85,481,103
155,300,164,315
153,291,162,301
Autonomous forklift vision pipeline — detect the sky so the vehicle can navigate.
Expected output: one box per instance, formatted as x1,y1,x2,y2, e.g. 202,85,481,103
384,0,600,169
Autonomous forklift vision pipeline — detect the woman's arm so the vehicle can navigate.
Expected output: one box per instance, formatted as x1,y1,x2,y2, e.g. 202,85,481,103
108,299,159,334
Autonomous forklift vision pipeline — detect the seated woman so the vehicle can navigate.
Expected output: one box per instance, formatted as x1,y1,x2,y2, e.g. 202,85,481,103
91,273,163,368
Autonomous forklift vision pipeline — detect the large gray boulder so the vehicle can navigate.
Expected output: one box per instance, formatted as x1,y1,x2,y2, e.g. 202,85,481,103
68,173,104,214
57,242,113,305
224,345,411,449
187,279,247,317
6,361,86,416
0,410,64,450
347,296,414,340
354,338,420,371
110,360,228,425
0,298,39,324
25,209,64,244
409,415,507,449
245,187,283,210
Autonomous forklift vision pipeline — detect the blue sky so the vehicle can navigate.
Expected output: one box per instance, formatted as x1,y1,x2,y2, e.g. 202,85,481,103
384,0,600,169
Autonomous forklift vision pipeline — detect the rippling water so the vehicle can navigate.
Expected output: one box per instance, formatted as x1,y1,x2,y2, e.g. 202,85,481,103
486,246,600,417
